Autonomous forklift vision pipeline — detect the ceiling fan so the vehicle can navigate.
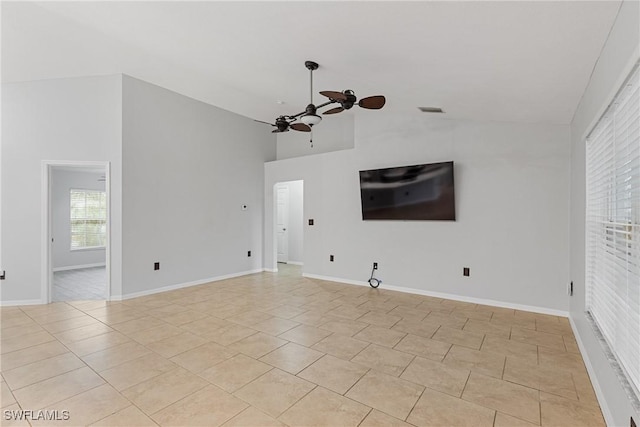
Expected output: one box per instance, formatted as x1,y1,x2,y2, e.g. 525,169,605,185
256,61,386,135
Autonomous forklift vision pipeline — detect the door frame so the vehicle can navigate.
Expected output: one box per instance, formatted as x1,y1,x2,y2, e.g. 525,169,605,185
276,184,290,264
42,160,111,303
272,180,304,273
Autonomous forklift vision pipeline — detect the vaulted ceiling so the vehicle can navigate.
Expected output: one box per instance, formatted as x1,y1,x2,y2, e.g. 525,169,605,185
1,1,621,125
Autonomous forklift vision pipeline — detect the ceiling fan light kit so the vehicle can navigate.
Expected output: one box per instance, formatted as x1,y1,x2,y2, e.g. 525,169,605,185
256,60,386,146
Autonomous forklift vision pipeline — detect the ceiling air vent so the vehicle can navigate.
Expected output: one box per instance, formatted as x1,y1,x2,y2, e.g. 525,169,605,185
418,107,444,113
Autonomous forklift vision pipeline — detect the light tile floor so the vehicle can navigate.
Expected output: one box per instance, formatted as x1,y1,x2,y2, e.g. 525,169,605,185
1,265,605,426
53,267,107,302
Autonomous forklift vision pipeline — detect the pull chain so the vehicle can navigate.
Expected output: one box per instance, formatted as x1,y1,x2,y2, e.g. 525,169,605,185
310,130,313,148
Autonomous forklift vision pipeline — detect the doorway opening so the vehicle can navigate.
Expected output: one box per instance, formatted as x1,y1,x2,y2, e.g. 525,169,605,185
274,180,304,275
43,161,110,302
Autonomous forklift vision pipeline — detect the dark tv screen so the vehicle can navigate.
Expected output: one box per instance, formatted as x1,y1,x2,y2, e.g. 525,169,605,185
359,161,456,220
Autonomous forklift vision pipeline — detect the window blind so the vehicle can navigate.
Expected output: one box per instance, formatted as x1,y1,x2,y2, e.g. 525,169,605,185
586,63,640,399
70,189,107,249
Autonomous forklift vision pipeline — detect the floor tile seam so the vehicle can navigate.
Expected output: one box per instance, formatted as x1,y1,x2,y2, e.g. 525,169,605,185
95,351,178,386
281,383,377,425
54,329,122,348
465,370,563,402
0,335,58,357
80,307,146,320
146,384,244,426
354,397,419,426
1,374,19,409
1,323,57,339
74,381,151,425
142,335,215,360
1,324,48,339
229,364,283,398
18,380,106,414
195,363,275,393
538,389,543,427
110,319,177,336
4,325,103,380
396,352,417,379
39,317,112,335
2,353,89,391
403,380,427,423
140,380,210,418
459,390,541,426
18,301,75,317
0,320,41,332
354,407,374,427
88,401,154,426
500,351,508,380
237,376,317,419
276,384,321,419
81,347,156,374
27,311,89,325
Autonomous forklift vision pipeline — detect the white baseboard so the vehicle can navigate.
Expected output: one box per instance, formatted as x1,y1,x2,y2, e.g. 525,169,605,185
263,268,278,273
568,316,614,426
303,273,569,318
287,261,304,266
0,299,45,307
112,269,264,301
53,263,106,272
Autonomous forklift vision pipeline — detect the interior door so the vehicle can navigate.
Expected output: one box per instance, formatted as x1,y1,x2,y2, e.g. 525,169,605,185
276,185,289,263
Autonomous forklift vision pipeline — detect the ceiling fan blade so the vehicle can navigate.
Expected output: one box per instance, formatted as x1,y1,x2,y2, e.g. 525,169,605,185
320,91,347,101
323,107,345,115
358,96,386,110
290,123,312,132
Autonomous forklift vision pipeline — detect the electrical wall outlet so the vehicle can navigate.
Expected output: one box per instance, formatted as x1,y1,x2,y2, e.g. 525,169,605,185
463,267,470,277
569,281,574,296
330,255,334,262
247,250,251,257
154,262,160,271
373,262,378,270
0,270,5,280
309,219,314,226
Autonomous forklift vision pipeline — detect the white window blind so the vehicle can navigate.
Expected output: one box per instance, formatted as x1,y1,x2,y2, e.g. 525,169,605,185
70,189,107,249
586,63,640,400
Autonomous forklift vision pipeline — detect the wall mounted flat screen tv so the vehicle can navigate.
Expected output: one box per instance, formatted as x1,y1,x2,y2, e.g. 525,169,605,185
359,161,456,220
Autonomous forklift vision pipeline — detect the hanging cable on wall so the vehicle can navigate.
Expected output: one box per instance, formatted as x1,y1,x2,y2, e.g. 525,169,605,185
368,265,381,288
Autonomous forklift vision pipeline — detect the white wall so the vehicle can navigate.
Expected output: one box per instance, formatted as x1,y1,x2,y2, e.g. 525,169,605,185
569,1,640,425
121,76,276,297
265,115,571,312
1,75,123,304
52,169,106,270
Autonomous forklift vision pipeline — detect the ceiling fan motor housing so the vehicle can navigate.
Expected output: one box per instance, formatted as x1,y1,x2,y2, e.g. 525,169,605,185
275,117,289,132
342,90,357,109
304,61,319,71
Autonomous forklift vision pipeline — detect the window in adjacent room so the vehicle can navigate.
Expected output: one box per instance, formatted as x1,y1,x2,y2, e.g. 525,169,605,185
70,189,107,250
586,62,640,401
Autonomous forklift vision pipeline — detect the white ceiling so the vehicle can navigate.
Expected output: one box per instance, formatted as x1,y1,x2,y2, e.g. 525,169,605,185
1,1,621,125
